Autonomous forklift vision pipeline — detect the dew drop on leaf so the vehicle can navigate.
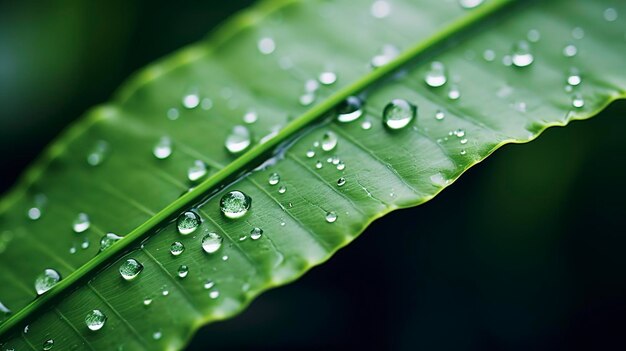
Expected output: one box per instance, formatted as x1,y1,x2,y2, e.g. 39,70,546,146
225,125,252,155
85,309,107,331
424,61,447,87
604,7,618,22
315,161,323,169
511,40,534,67
182,93,199,109
170,241,185,256
382,99,417,130
257,37,276,54
325,211,338,223
87,140,109,166
563,44,578,57
152,331,162,340
458,0,484,9
209,290,220,299
336,96,364,123
318,71,337,85
202,232,223,254
119,258,143,281
321,131,338,151
268,172,280,185
177,265,189,278
567,67,582,86
435,110,446,120
483,49,495,62
203,280,215,290
371,0,391,18
278,185,287,194
99,233,122,252
35,269,61,295
42,339,54,350
361,119,372,130
448,85,461,100
370,44,399,68
243,110,258,124
250,227,263,240
572,93,585,108
143,298,153,306
220,191,251,219
187,160,208,182
527,29,541,42
72,212,90,233
337,177,346,187
167,108,179,120
306,149,315,158
153,136,172,160
177,211,201,235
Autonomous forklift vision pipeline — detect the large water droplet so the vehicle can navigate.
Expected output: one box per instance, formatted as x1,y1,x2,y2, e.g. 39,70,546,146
72,212,90,233
424,61,447,87
87,140,109,166
202,232,223,253
187,160,208,182
459,0,484,9
220,191,251,219
177,211,201,235
321,131,338,151
511,41,534,67
35,269,61,295
153,136,172,160
325,211,338,223
336,96,364,123
370,44,399,68
177,265,189,278
170,241,185,256
85,310,107,331
119,258,144,281
43,339,54,350
382,99,417,130
99,233,122,252
250,227,263,240
258,37,276,54
225,125,251,155
268,172,280,186
371,0,391,18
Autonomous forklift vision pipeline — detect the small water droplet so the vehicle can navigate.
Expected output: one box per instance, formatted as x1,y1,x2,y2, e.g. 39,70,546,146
170,241,185,256
143,298,153,306
187,160,208,182
220,190,251,219
318,71,337,85
604,7,618,22
99,233,122,252
209,290,220,299
278,185,287,194
321,131,338,151
80,237,89,250
572,27,585,40
152,331,162,340
85,310,107,331
72,213,90,233
336,96,364,123
35,269,61,295
242,110,258,124
430,173,449,187
337,177,346,187
27,207,41,220
527,29,541,42
153,136,173,160
268,172,280,185
567,67,582,86
23,325,29,334
177,211,201,235
42,339,54,350
203,280,215,290
221,255,229,261
69,246,77,254
336,161,345,171
563,44,578,57
201,98,213,110
459,0,484,9
511,40,534,67
371,44,399,68
258,37,276,55
361,119,372,130
0,301,11,316
435,110,446,121
177,265,189,278
371,0,391,18
572,93,585,108
483,49,495,62
460,149,467,155
454,129,466,138
250,227,263,240
182,94,199,109
325,211,338,223
424,61,447,87
448,85,461,100
119,259,143,281
167,108,179,120
306,150,316,158
161,289,169,296
202,232,223,253
460,138,468,144
315,160,323,169
87,140,109,166
225,125,252,155
383,99,417,130
299,92,316,106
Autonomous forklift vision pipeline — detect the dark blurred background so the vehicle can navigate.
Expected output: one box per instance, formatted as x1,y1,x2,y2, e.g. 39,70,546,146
1,1,625,350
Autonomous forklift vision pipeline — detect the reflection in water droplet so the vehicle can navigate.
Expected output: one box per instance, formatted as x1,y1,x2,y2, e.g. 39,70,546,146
250,227,263,240
87,140,109,166
318,71,337,85
337,177,346,187
435,110,445,121
209,290,220,299
99,233,122,252
383,99,417,130
170,242,185,256
177,211,201,235
43,339,54,350
35,269,61,295
187,160,208,182
202,232,223,253
563,44,578,57
182,94,199,109
153,136,172,160
220,191,252,219
336,96,364,123
258,37,276,55
306,149,315,158
85,310,107,331
511,41,534,67
119,259,143,281
177,265,189,278
203,280,215,290
371,0,391,18
278,185,287,194
268,172,280,185
424,61,447,87
325,211,338,223
371,44,399,68
572,94,585,108
225,125,252,155
321,131,338,151
459,0,484,9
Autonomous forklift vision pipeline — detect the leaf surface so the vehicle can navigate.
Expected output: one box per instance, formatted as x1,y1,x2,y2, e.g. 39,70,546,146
0,0,625,349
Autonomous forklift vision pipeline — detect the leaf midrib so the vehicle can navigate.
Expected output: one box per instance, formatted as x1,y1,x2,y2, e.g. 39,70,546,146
0,0,516,337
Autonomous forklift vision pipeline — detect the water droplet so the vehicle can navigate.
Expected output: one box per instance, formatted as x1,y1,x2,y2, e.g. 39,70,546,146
336,96,364,123
337,177,346,187
221,255,229,261
371,0,391,18
177,211,201,235
42,339,54,350
153,136,172,160
225,125,252,155
220,190,251,219
321,131,338,151
80,237,90,250
511,41,534,67
87,140,109,166
448,85,461,100
370,44,399,68
35,269,61,295
27,207,41,220
182,94,199,109
430,173,449,187
572,93,585,108
424,61,447,87
315,160,323,169
258,37,275,54
203,280,215,289
527,29,541,42
187,160,208,182
143,298,152,306
99,233,122,252
336,161,345,171
460,138,468,145
23,324,29,334
460,149,467,155
170,242,185,256
161,289,169,296
454,129,466,138
167,108,179,120
604,7,618,22
152,331,162,340
483,49,495,62
0,301,11,315
268,172,280,185
567,67,582,86
563,44,578,57
572,27,585,40
383,99,416,130
72,213,90,233
361,119,372,130
177,265,189,278
201,98,213,110
278,185,287,194
69,246,77,254
85,310,107,331
250,227,263,240
459,0,484,9
209,290,220,299
306,149,316,158
202,232,223,253
332,157,340,165
325,211,338,223
243,110,258,124
119,259,143,281
318,71,337,85
434,110,446,121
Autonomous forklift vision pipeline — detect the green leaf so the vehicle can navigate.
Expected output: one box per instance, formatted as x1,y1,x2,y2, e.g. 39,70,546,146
1,0,624,349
